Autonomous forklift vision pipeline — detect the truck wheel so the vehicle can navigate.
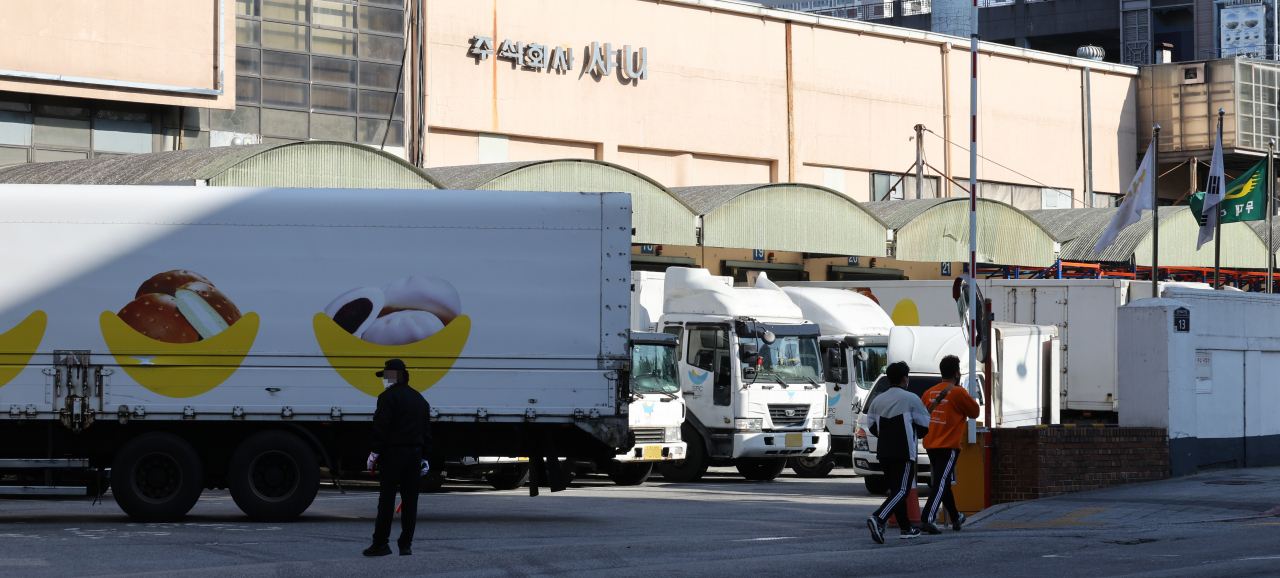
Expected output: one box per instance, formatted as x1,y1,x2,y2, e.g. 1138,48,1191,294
227,431,320,522
789,455,835,478
485,464,531,490
110,432,205,523
607,462,653,486
736,458,787,481
656,424,708,483
863,475,889,495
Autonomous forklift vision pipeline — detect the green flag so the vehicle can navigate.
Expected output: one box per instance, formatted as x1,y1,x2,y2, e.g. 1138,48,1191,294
1191,159,1268,224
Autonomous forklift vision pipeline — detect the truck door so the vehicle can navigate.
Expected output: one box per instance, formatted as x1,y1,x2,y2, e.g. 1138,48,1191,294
1004,287,1067,410
682,325,733,429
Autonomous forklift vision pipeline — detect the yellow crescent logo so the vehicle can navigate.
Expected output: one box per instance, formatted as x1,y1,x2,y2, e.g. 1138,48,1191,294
1225,171,1261,200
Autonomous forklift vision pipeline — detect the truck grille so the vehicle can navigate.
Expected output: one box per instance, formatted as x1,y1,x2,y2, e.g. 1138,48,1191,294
632,428,664,443
768,404,809,428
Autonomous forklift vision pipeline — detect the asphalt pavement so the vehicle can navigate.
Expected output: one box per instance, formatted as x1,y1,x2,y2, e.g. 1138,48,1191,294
0,466,1277,578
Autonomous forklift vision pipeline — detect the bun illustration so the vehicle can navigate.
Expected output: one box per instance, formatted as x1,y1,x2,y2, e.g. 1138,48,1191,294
361,310,445,346
324,276,461,345
135,270,212,299
323,287,386,338
381,276,461,325
117,271,242,343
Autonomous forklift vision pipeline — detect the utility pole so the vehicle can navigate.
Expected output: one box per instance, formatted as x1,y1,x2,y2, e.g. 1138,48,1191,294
915,124,925,199
1152,124,1161,299
1269,139,1275,293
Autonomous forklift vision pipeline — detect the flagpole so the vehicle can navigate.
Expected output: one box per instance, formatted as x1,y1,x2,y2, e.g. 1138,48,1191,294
1153,124,1161,299
1214,110,1224,290
1269,139,1275,294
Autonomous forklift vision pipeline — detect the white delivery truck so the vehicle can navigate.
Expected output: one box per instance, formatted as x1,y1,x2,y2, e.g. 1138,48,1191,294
780,286,893,477
633,268,830,482
0,184,646,522
784,279,1182,423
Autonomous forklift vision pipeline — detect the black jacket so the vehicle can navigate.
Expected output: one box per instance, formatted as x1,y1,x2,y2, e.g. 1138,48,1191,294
371,383,432,454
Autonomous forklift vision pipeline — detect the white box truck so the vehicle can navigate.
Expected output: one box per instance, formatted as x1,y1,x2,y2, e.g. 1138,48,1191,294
779,286,893,477
783,279,1157,422
0,185,646,521
632,268,830,482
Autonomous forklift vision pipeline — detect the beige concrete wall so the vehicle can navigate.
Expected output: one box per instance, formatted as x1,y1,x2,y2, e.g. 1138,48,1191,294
0,0,234,109
423,0,1138,211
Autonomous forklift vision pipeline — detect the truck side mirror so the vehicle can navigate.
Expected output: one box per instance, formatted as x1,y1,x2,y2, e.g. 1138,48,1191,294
836,368,848,384
740,342,759,360
853,348,869,362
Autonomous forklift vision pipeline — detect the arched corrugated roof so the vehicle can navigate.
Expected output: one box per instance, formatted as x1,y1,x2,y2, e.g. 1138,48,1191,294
421,159,697,246
865,198,1058,267
669,183,889,256
0,141,441,189
1028,207,1267,267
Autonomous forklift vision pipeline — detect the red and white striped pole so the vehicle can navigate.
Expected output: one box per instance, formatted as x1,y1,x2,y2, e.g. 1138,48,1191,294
968,0,984,426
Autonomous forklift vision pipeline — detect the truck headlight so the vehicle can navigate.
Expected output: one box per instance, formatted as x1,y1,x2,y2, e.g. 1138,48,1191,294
664,426,681,442
809,417,826,430
734,418,763,432
854,427,869,451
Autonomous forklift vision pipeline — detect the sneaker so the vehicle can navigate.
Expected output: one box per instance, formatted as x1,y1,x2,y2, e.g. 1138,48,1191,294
867,517,885,544
920,522,942,535
399,546,412,556
362,543,392,557
952,513,967,531
900,527,922,540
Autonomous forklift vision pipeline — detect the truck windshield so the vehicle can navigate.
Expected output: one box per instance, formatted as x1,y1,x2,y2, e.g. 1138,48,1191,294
852,346,888,390
744,335,822,383
631,343,680,394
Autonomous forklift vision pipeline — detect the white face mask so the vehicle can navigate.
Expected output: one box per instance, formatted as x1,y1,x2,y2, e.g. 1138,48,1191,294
382,378,394,389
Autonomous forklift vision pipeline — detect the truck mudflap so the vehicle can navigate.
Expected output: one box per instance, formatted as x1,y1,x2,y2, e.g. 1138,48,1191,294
615,441,687,462
733,431,829,459
574,416,629,451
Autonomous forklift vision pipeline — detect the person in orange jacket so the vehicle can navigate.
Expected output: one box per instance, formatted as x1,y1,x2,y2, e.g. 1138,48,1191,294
918,355,980,534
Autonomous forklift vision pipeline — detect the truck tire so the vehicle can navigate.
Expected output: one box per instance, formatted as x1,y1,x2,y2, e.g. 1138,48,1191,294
789,455,835,478
485,464,531,490
863,475,889,495
110,432,205,523
227,431,320,522
736,458,787,481
607,462,653,486
656,424,708,483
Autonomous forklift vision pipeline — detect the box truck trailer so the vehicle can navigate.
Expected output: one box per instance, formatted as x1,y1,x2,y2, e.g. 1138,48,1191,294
631,268,830,482
0,185,644,522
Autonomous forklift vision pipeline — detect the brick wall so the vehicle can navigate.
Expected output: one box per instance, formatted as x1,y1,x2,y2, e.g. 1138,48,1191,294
991,427,1170,504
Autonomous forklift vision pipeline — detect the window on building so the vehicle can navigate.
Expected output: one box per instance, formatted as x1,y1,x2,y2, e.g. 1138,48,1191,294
0,92,159,167
870,172,940,201
231,0,405,148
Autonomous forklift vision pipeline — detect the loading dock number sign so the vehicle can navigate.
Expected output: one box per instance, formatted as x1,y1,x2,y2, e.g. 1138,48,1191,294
1174,307,1190,333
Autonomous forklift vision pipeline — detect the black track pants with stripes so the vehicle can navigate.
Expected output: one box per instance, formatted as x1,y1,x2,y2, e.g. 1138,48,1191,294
871,459,916,531
923,448,960,524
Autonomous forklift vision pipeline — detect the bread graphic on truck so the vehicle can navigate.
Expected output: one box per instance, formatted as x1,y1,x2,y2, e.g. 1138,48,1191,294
314,275,470,397
100,270,259,398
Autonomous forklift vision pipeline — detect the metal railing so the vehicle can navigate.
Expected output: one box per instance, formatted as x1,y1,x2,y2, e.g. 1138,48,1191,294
1198,45,1280,60
808,0,1039,22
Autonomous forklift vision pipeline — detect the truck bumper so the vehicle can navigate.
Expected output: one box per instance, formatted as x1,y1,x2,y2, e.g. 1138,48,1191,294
615,442,687,462
732,432,829,459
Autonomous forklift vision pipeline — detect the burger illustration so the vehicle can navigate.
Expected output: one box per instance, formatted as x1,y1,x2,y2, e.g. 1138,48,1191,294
314,276,470,396
100,270,259,398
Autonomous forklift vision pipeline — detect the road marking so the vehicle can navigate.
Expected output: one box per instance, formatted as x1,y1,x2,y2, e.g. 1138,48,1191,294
733,537,796,542
1239,555,1280,561
984,507,1112,528
1239,523,1280,526
0,559,48,566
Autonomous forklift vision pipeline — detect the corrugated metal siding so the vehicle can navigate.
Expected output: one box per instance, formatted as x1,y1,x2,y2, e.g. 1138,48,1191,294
1131,208,1267,268
480,161,697,246
210,142,438,189
701,185,887,256
890,199,1057,266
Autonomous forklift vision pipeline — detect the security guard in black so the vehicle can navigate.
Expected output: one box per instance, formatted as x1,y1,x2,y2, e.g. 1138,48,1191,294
363,359,432,557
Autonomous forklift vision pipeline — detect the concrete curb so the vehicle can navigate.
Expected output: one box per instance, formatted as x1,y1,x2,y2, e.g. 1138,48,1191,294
964,501,1023,526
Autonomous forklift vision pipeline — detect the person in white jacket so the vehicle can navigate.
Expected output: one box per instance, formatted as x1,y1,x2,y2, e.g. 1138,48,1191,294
865,361,931,543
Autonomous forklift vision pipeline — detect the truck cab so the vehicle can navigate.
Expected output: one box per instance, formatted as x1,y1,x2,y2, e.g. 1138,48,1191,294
852,326,983,494
640,268,830,482
607,331,688,484
781,286,892,477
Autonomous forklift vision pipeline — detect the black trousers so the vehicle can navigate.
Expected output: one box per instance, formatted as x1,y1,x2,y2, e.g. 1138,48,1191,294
923,448,960,524
871,459,916,531
372,447,421,548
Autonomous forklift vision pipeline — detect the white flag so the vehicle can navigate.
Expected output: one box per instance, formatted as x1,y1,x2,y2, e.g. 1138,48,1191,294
1197,119,1226,250
1094,144,1156,254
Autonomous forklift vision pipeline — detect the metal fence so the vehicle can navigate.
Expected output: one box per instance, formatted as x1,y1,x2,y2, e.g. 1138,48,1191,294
807,0,1040,22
